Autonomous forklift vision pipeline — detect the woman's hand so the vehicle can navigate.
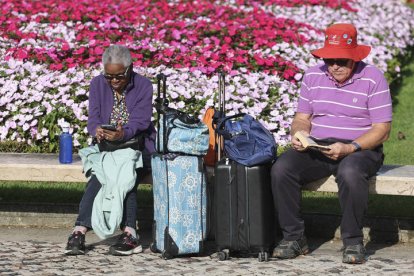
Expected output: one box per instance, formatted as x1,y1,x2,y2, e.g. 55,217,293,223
95,127,105,142
96,123,124,142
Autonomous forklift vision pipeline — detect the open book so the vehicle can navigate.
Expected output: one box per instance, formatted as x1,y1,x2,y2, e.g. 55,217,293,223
294,132,330,151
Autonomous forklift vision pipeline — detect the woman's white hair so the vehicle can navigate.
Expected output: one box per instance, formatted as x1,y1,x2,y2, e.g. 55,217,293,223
102,45,132,67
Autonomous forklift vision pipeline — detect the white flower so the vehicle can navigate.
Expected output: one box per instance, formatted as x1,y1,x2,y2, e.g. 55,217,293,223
182,214,193,227
22,123,30,131
182,231,197,250
187,194,200,209
183,174,197,191
41,128,49,136
170,207,181,224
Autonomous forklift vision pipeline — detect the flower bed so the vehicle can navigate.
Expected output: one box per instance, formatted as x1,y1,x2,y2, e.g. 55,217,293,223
0,0,413,151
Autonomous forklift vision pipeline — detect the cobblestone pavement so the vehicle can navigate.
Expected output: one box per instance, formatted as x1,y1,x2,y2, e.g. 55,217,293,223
0,227,413,275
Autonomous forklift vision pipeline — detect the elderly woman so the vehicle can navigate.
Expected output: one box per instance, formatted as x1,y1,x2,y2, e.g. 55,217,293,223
65,45,155,256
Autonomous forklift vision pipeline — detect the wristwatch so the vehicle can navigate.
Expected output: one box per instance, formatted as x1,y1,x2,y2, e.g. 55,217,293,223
351,141,362,152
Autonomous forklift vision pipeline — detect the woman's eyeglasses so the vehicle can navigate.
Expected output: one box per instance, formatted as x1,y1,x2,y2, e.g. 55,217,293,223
323,59,351,67
103,67,129,81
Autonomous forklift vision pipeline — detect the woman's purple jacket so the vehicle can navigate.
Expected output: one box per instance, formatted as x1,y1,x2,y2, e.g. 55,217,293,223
87,71,156,154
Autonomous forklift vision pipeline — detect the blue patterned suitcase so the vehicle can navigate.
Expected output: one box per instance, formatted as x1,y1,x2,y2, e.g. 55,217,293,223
150,153,207,259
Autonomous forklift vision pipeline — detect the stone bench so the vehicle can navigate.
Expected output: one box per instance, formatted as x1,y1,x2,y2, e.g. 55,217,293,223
303,165,414,196
0,153,85,183
0,153,413,196
0,153,154,183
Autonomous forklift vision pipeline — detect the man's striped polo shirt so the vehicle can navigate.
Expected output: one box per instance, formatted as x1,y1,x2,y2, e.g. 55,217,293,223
297,61,392,141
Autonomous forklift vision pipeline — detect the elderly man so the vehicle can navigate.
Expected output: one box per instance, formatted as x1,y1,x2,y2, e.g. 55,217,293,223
271,23,392,264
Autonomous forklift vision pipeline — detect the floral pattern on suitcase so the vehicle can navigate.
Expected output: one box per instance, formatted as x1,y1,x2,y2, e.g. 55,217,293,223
152,154,207,255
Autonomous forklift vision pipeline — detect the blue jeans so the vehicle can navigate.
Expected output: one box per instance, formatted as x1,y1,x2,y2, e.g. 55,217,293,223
75,168,147,230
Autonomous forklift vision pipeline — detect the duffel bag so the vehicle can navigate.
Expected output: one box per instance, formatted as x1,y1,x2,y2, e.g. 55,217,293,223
157,108,209,156
216,113,277,166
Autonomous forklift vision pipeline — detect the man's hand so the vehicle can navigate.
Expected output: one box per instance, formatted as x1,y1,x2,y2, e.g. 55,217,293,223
291,130,310,151
290,113,312,152
321,142,355,160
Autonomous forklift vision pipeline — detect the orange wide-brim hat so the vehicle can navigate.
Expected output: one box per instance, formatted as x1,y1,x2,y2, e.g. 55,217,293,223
311,23,371,62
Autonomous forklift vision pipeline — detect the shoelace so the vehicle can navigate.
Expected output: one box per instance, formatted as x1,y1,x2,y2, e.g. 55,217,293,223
121,234,136,246
278,240,306,254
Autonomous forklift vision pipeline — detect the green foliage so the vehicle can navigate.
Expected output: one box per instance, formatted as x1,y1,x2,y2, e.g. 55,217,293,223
385,46,414,88
0,141,33,153
302,191,414,218
1,181,412,218
0,181,85,204
0,181,153,207
383,48,414,165
384,57,402,86
277,144,289,156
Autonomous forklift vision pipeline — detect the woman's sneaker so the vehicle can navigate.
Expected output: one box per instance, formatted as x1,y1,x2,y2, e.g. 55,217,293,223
109,232,143,256
65,231,86,255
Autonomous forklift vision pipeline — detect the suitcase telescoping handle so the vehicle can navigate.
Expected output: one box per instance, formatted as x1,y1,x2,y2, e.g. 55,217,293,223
156,73,169,154
217,71,226,160
156,73,169,112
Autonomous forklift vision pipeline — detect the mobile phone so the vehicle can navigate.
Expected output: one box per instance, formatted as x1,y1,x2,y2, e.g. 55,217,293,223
101,124,117,131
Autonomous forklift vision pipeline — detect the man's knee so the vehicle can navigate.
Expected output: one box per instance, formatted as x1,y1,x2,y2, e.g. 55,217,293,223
271,160,287,180
336,162,367,191
271,156,297,188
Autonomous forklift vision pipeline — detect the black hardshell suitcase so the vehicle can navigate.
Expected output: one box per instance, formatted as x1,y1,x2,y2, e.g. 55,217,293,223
214,157,275,262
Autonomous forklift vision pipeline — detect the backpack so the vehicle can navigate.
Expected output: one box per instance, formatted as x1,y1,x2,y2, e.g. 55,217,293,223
215,113,277,166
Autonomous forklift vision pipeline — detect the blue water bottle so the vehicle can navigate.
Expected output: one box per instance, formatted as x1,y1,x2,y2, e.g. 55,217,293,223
59,123,73,164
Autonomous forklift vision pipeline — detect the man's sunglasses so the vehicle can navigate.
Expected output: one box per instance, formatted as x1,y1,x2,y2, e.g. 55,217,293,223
323,59,351,67
103,66,129,81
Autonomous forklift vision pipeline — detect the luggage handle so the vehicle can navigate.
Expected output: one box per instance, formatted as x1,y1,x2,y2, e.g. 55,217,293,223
155,74,169,113
156,73,169,154
216,71,226,161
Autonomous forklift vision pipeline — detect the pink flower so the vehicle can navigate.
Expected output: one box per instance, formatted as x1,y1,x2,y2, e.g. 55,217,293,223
16,49,28,59
94,47,104,55
62,43,70,51
164,48,174,57
74,47,86,55
172,29,181,40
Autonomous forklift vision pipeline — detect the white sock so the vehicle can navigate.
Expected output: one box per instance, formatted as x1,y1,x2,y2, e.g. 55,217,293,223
124,226,137,238
73,226,87,235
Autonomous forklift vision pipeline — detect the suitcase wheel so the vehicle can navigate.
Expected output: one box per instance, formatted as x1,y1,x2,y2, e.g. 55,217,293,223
258,251,269,262
162,250,173,260
217,249,229,261
149,242,157,253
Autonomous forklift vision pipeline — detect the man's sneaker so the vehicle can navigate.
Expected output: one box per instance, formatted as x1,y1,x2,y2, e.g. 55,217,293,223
272,236,309,259
65,231,86,255
109,232,143,256
342,243,366,264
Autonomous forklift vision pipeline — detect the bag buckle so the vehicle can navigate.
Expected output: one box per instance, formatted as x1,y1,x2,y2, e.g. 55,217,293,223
230,130,244,138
